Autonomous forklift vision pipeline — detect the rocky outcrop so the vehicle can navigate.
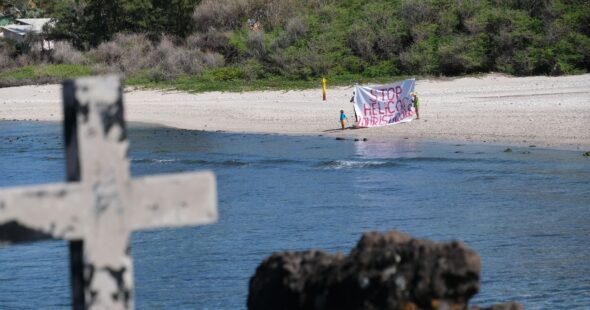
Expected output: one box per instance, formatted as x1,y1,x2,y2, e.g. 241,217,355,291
248,230,522,310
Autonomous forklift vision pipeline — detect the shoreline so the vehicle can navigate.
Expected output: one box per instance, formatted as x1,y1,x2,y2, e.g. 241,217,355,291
1,74,589,151
3,118,586,155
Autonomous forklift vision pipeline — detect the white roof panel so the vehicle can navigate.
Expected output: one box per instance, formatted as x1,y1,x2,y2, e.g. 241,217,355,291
15,18,51,32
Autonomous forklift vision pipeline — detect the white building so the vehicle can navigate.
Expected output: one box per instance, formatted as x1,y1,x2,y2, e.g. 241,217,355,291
1,18,53,49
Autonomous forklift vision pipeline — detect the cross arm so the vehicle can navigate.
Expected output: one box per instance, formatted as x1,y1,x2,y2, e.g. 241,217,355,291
0,183,89,245
129,171,217,231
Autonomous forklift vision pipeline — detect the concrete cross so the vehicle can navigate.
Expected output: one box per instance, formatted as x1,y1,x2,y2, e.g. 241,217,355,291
0,76,218,309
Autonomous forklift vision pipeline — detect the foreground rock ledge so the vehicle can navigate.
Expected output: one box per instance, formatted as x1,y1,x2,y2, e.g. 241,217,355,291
248,230,523,310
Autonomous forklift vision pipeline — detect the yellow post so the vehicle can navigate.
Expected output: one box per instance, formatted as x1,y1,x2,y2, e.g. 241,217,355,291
322,78,327,101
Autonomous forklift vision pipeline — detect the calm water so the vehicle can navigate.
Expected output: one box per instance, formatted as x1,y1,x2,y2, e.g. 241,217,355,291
0,121,589,309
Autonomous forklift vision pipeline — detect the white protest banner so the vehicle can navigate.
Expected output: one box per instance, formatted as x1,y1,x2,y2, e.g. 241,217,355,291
353,79,416,127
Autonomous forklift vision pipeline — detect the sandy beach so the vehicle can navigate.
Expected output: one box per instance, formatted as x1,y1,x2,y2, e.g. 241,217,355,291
1,74,589,150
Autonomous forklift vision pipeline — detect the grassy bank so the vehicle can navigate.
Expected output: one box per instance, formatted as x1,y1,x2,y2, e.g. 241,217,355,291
0,63,416,92
0,64,92,87
126,71,416,92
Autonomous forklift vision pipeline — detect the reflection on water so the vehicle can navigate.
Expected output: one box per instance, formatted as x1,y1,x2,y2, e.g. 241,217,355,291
0,121,589,309
354,138,421,158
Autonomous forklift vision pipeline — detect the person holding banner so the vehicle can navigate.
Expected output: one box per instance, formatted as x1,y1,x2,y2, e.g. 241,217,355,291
340,110,348,129
411,92,420,120
350,91,358,125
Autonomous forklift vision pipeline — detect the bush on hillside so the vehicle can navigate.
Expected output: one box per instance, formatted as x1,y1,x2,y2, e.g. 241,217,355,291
0,53,12,71
347,22,376,62
438,36,487,75
272,16,308,49
201,52,226,69
86,33,152,73
187,30,238,62
3,0,590,86
245,0,301,29
51,41,85,65
247,31,267,60
0,40,17,70
149,36,204,77
88,41,123,68
399,41,438,75
192,0,248,31
241,58,266,79
285,16,307,42
192,0,303,33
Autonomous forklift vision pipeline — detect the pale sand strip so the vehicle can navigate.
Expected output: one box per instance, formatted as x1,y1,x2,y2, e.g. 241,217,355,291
1,74,589,150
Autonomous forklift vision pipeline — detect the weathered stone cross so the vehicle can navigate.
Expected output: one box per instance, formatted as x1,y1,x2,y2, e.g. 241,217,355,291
0,76,218,309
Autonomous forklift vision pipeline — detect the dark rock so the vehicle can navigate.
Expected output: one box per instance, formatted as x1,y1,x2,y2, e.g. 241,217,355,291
363,138,368,141
335,137,345,140
583,151,590,157
248,230,481,310
354,138,359,141
469,301,524,310
504,148,512,152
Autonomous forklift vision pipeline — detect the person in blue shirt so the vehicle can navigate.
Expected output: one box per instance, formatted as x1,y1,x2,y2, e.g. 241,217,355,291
340,110,348,129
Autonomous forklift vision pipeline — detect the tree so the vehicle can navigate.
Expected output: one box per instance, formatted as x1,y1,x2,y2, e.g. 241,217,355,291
47,0,201,48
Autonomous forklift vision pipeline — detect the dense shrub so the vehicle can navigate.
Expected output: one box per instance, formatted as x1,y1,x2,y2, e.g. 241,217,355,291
438,36,487,75
88,41,123,68
186,30,238,62
347,22,376,62
241,59,266,79
113,34,152,73
51,41,85,65
2,0,590,86
0,53,13,71
80,33,225,79
274,44,328,78
192,0,303,32
149,36,203,77
246,0,301,29
88,34,163,75
201,52,226,69
399,0,439,26
0,40,17,70
208,66,246,81
272,16,308,49
285,16,307,42
400,41,438,75
192,0,248,31
247,31,267,60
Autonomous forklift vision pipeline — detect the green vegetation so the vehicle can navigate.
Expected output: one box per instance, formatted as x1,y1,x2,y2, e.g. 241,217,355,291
0,64,91,86
1,0,589,91
126,71,410,92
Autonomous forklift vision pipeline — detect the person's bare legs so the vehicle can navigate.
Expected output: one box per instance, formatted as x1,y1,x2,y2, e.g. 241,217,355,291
416,106,420,120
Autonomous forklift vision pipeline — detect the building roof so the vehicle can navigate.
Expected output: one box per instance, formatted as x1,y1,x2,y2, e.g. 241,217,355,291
1,24,30,37
1,18,53,38
15,18,52,32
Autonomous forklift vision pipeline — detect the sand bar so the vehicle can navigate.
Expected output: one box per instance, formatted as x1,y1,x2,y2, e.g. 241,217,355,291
1,74,589,150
